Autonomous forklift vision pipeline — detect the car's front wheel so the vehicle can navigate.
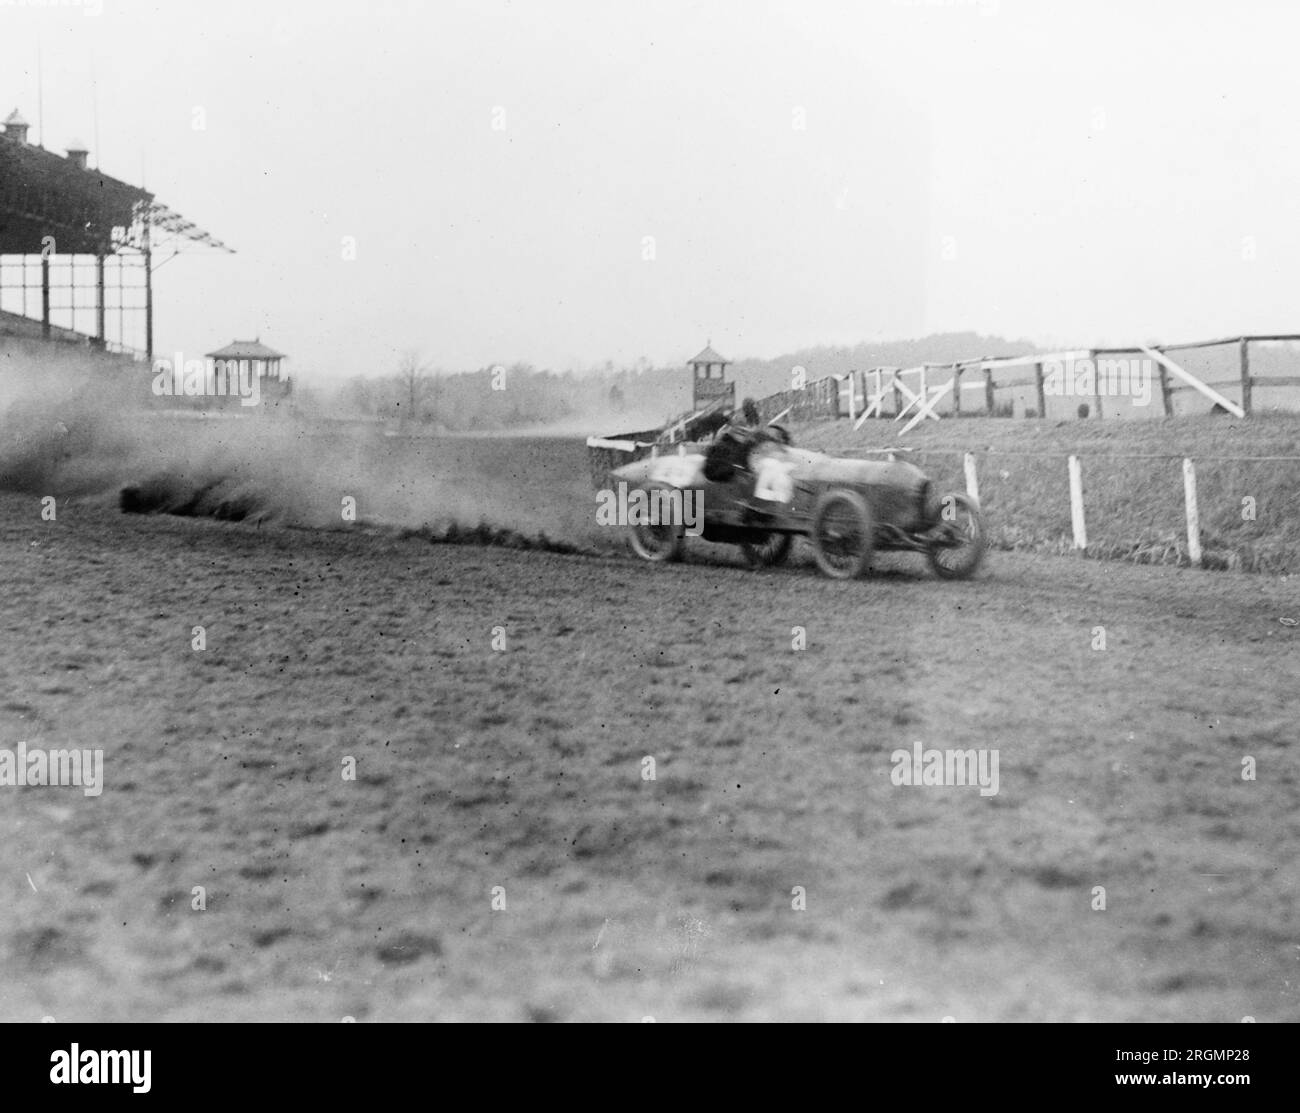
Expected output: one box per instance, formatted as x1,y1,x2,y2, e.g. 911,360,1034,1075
627,505,684,563
810,488,874,579
925,491,986,579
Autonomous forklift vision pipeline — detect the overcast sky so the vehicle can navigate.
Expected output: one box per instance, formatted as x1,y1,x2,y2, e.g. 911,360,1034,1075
2,0,1298,380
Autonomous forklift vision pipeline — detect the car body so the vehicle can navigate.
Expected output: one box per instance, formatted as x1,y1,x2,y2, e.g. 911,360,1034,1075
609,427,986,579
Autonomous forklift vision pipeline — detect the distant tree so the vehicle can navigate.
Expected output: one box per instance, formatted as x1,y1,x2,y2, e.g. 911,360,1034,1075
398,349,431,423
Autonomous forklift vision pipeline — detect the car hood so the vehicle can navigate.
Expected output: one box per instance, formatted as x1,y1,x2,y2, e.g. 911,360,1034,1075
611,444,925,489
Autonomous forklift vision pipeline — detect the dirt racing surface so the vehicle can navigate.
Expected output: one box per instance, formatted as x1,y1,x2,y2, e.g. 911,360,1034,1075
1,485,1297,1022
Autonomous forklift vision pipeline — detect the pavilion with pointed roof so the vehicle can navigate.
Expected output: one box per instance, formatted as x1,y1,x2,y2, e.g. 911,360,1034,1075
688,340,734,412
206,338,288,384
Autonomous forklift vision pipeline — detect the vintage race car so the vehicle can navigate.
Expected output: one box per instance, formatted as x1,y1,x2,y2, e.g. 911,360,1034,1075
610,426,986,579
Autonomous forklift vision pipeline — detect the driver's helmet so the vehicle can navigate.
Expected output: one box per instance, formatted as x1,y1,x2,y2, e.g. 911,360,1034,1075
721,398,761,442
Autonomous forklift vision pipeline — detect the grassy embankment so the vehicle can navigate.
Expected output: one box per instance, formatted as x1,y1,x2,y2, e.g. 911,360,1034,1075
800,414,1300,573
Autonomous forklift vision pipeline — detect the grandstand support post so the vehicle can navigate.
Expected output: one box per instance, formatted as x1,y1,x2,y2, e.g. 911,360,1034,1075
1239,337,1252,415
96,254,106,349
1068,455,1087,551
1034,361,1046,418
1182,458,1202,567
984,367,994,414
1157,354,1173,417
952,364,962,415
40,254,50,340
144,220,154,363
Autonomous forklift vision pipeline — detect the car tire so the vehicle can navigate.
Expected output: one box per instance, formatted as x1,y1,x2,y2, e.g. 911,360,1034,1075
925,491,986,579
627,489,685,563
810,488,874,579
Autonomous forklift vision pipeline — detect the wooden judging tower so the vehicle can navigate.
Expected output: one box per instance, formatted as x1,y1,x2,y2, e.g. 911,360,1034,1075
689,341,734,414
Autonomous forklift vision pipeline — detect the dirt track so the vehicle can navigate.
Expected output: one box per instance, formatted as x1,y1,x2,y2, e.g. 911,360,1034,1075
1,490,1297,1021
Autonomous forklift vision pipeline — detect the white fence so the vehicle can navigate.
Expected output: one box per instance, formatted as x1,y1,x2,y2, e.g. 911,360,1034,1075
946,449,1300,569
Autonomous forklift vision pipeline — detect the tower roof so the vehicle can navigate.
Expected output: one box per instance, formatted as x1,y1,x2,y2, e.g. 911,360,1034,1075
688,344,727,365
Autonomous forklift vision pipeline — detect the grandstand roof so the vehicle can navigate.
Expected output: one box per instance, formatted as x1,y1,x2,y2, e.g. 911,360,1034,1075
0,125,154,255
0,110,230,257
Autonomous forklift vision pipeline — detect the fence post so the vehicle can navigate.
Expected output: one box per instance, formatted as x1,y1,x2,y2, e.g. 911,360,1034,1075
1034,361,1046,418
963,452,979,502
1239,337,1252,415
1068,455,1087,551
1157,351,1173,417
952,364,963,416
1090,349,1102,419
1183,458,1202,567
984,367,994,414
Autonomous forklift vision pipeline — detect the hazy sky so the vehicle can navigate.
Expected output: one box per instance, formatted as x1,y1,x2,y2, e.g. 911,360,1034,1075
2,0,1298,381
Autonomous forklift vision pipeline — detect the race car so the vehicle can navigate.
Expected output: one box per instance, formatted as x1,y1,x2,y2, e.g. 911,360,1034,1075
609,424,986,579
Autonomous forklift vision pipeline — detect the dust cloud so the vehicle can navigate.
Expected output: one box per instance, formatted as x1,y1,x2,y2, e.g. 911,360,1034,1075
0,346,611,548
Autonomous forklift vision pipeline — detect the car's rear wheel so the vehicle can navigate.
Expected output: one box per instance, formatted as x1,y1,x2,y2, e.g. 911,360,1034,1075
810,488,874,579
926,492,986,579
741,532,793,569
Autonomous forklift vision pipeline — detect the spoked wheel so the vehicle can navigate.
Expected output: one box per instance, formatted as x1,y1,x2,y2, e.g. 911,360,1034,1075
926,492,987,579
627,507,684,563
741,532,793,569
810,488,874,579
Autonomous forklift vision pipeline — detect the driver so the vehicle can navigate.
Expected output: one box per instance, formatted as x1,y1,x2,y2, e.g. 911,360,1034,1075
703,398,764,482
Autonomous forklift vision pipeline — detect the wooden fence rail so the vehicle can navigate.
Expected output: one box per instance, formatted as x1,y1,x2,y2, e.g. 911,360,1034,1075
830,334,1300,426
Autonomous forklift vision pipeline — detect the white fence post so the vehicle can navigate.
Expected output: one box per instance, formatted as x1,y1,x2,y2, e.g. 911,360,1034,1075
1183,457,1202,567
963,452,979,502
1068,455,1087,551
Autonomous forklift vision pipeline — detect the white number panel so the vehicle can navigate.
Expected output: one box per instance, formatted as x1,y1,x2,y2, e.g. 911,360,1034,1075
648,455,700,488
754,457,796,502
